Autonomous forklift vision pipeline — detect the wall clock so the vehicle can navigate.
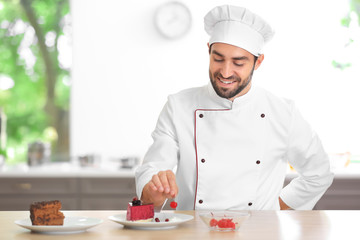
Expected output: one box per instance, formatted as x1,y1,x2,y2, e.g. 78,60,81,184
154,1,192,39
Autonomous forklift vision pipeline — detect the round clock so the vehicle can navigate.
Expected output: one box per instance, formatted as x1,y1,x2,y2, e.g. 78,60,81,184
154,1,192,39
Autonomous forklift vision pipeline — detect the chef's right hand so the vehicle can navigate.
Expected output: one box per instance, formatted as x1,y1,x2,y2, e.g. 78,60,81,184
141,170,178,207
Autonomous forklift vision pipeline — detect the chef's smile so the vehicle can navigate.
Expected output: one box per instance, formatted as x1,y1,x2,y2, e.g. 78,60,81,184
215,74,240,90
218,76,237,86
219,79,235,84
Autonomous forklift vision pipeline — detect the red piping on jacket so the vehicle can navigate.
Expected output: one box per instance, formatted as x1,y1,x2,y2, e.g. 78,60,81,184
193,108,230,210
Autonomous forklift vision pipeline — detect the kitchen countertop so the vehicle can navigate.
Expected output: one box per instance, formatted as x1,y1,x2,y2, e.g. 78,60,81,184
2,210,360,239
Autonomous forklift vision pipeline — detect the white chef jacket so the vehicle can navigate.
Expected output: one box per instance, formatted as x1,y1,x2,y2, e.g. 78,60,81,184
135,83,334,210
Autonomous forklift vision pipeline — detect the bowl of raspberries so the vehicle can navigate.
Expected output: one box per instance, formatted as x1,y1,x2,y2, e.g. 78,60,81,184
199,211,250,231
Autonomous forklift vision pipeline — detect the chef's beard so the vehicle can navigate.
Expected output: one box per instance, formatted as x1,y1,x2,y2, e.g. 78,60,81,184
209,67,255,100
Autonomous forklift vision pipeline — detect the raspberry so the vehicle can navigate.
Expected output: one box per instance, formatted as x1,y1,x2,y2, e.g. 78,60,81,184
209,218,218,227
165,218,169,222
132,199,141,206
217,219,228,228
216,218,235,229
170,201,178,209
155,218,160,222
227,221,236,229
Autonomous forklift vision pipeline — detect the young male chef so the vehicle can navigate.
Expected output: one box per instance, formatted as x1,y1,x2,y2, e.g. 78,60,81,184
135,5,334,210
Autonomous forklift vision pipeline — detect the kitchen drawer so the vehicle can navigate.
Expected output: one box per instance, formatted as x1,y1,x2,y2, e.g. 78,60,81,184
0,178,78,194
315,194,360,210
79,178,136,195
80,197,131,210
0,196,77,211
323,178,360,196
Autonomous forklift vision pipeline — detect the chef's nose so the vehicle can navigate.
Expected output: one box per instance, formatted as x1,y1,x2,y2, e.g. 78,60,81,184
220,62,234,78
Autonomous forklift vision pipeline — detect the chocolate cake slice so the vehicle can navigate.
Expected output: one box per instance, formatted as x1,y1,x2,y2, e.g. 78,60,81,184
30,200,65,225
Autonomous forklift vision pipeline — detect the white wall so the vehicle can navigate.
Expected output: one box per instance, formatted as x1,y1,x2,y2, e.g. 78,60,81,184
70,0,360,162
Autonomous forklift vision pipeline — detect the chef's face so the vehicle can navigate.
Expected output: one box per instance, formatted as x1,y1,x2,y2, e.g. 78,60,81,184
209,43,264,101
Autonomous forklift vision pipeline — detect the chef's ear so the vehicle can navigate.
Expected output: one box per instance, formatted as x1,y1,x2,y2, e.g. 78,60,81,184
207,42,211,54
254,54,264,70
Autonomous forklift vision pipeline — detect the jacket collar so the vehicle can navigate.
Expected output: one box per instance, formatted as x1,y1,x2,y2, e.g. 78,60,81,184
207,82,255,110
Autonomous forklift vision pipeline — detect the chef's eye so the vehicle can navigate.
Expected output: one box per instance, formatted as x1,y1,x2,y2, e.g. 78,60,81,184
234,62,244,67
213,58,224,62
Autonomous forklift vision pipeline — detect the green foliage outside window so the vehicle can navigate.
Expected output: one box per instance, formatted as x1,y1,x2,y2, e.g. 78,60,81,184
0,0,71,164
333,0,360,70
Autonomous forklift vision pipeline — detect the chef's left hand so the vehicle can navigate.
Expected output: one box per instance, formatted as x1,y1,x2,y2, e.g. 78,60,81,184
279,197,292,210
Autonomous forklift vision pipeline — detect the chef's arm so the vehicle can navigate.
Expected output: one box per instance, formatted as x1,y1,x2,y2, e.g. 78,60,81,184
280,104,334,210
135,97,179,208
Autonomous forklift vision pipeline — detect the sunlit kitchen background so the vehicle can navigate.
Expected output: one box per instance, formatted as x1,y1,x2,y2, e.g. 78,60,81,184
0,0,359,210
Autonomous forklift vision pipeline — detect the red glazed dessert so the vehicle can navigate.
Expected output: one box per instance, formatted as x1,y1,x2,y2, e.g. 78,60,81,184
126,198,154,222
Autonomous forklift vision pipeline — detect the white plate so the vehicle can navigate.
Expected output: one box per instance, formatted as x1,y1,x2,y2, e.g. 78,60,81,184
15,216,103,234
108,212,194,230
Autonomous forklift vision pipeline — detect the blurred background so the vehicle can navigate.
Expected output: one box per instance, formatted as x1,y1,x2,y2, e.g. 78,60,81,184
0,0,359,210
1,0,359,165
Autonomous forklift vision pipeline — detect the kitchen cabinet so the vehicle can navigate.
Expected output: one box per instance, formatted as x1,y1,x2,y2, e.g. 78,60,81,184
284,175,360,210
314,178,360,210
79,177,136,210
0,177,136,210
1,164,360,210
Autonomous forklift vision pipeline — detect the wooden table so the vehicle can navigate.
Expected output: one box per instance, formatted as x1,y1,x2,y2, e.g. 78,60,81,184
1,210,359,239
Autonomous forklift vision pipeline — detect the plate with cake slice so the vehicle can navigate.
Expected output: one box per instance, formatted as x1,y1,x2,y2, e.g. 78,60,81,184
15,216,104,234
15,200,103,234
109,197,194,230
108,212,194,230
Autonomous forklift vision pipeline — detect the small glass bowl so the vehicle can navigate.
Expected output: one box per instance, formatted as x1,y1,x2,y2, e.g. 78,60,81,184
199,211,250,231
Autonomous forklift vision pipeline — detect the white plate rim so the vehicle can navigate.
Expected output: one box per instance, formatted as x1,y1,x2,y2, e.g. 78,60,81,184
108,212,193,230
14,216,103,234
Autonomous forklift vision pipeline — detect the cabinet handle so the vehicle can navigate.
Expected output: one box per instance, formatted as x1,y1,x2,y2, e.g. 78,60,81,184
15,183,32,190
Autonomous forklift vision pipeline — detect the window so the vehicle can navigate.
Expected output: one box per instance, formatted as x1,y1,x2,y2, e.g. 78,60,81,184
0,0,71,164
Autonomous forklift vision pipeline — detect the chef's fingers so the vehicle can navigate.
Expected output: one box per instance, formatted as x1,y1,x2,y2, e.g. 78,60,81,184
151,174,164,193
166,170,178,198
148,181,158,191
158,170,171,194
141,182,166,207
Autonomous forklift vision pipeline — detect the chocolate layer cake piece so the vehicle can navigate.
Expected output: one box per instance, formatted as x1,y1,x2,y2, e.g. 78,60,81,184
126,198,154,221
30,200,65,225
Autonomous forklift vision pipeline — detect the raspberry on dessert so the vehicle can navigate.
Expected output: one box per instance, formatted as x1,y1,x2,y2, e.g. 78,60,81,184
131,197,141,206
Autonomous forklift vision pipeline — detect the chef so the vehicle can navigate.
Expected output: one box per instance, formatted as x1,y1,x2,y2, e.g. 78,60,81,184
135,5,334,210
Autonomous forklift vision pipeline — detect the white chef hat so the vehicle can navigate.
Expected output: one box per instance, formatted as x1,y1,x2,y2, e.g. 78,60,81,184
204,5,275,56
